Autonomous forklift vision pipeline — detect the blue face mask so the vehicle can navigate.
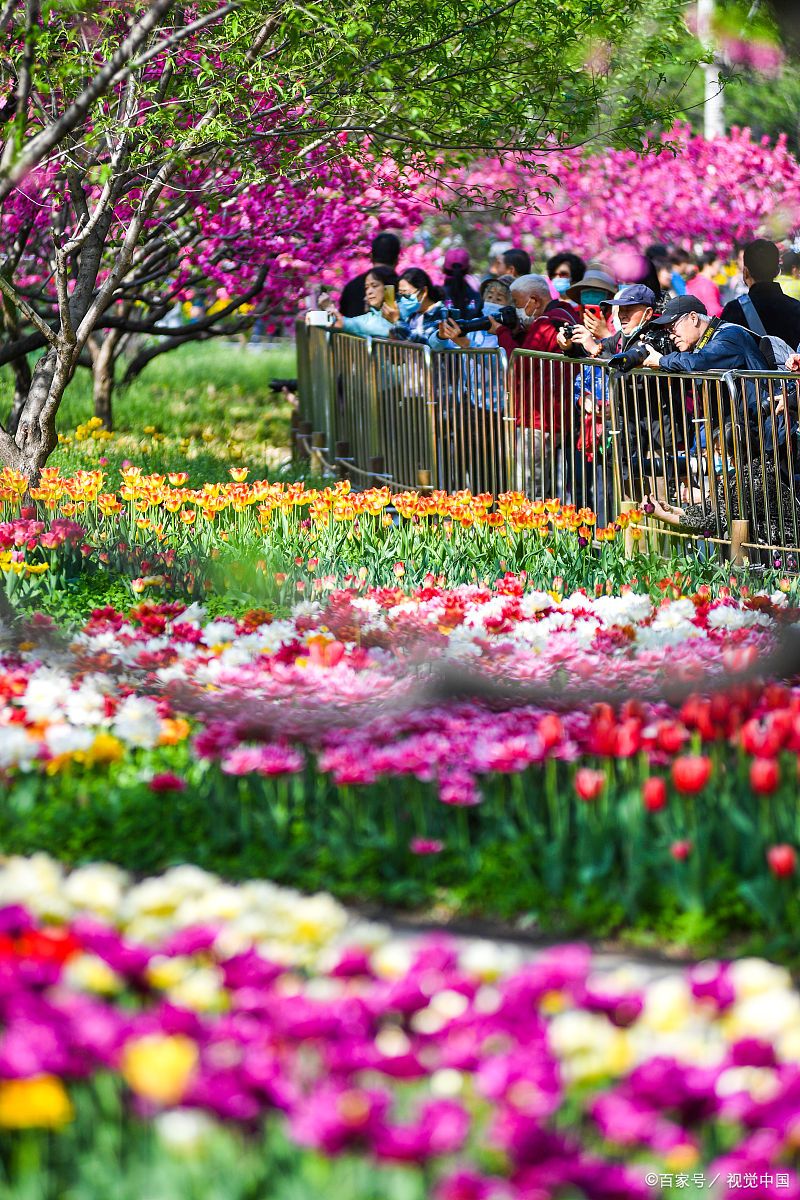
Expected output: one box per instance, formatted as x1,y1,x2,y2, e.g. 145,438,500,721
552,277,571,295
580,288,609,306
398,294,421,319
482,302,503,317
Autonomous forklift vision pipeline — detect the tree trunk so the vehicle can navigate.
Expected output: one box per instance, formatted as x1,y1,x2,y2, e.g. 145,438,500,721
6,354,32,437
8,346,70,484
88,329,123,429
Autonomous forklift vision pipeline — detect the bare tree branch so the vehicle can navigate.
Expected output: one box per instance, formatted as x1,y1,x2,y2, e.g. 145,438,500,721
0,271,58,347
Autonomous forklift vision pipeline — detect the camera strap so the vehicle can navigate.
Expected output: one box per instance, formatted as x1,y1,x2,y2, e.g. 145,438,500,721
696,316,721,350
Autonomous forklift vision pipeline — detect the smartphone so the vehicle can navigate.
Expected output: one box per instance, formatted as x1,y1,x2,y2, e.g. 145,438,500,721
583,304,604,321
384,284,395,305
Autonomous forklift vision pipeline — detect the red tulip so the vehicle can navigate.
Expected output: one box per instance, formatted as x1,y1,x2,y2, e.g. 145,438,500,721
749,757,780,795
740,718,782,759
148,772,187,793
767,844,796,878
574,768,606,802
671,755,712,795
656,721,688,754
642,777,667,812
670,839,693,862
538,713,564,752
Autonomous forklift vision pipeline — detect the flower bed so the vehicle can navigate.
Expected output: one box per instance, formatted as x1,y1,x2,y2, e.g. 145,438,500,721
0,854,799,1199
1,467,780,606
2,582,800,948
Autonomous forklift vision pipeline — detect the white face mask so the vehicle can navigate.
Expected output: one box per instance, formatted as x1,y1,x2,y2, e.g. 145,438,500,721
515,306,530,326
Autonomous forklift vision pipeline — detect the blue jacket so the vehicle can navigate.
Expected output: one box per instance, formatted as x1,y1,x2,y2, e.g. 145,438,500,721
390,302,450,351
342,309,394,339
660,321,772,444
659,321,770,375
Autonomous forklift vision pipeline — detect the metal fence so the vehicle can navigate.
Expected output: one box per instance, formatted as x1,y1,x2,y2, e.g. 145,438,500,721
295,321,800,560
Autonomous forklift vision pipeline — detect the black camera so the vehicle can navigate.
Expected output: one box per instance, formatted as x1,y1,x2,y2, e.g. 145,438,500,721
444,305,518,335
608,343,650,373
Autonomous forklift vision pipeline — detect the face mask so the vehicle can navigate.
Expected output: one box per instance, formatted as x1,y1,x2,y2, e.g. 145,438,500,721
398,294,421,319
482,302,503,317
515,306,530,327
553,277,571,294
580,289,609,306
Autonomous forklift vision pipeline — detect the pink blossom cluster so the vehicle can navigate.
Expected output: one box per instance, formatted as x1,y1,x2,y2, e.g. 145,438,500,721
0,858,798,1196
0,147,437,324
454,124,800,257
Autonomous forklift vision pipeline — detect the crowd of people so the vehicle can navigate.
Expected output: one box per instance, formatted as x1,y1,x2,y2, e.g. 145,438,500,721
315,230,800,548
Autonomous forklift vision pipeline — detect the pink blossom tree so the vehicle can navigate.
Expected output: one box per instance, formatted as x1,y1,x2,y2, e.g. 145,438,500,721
1,150,429,427
451,125,800,259
0,0,704,481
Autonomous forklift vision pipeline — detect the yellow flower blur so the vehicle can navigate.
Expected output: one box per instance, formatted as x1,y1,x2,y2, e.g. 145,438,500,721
121,1034,199,1106
0,1076,74,1129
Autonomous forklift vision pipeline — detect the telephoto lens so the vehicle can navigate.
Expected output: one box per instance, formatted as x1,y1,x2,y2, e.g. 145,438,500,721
608,343,650,373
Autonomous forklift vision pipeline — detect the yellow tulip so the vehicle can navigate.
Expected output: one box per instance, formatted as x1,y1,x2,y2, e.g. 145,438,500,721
122,1035,198,1106
0,1076,73,1129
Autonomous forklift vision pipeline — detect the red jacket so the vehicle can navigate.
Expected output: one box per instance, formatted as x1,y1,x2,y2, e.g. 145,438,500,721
497,302,574,431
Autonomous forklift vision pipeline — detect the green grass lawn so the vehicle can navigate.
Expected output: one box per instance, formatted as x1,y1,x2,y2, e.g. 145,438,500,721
0,340,298,483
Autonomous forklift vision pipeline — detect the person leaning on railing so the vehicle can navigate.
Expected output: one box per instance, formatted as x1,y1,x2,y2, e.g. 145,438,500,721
436,278,513,414
488,273,575,495
641,295,772,422
642,304,800,552
381,268,451,350
556,285,677,499
645,451,800,550
332,265,396,338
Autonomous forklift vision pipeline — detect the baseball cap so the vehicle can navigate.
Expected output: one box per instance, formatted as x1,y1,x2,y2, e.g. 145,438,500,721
566,266,616,302
606,284,656,308
444,247,471,273
650,295,708,326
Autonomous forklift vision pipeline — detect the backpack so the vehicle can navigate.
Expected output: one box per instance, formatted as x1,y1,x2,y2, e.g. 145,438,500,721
739,293,796,370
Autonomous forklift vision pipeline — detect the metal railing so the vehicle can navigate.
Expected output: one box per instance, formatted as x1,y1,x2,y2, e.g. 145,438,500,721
295,321,800,560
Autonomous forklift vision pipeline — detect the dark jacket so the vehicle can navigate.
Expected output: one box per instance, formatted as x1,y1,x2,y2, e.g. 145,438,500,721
659,321,772,439
682,459,800,547
721,282,800,349
340,268,399,319
659,322,770,376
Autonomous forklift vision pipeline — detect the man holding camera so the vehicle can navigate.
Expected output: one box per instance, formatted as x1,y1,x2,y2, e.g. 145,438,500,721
556,283,658,359
469,273,574,495
556,285,678,501
641,295,771,374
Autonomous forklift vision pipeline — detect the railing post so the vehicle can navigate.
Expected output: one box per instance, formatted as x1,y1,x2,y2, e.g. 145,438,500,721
310,431,326,476
369,455,385,488
731,519,750,567
335,440,352,481
620,499,638,559
421,345,439,490
290,408,302,463
297,419,312,462
417,468,431,491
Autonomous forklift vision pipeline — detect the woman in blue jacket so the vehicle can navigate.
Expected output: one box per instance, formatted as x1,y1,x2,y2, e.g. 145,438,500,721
384,268,451,351
334,266,395,338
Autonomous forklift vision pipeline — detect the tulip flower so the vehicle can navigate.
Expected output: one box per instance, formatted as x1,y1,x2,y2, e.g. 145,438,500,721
767,844,797,878
749,758,780,795
671,756,712,795
410,838,444,855
670,839,693,861
574,768,606,802
642,777,667,812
